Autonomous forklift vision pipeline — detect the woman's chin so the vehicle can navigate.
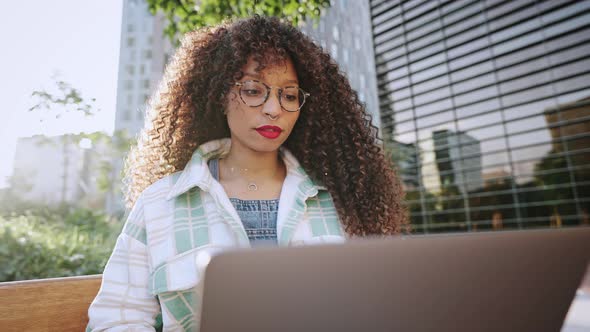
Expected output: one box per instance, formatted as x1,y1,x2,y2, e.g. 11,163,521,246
249,134,287,152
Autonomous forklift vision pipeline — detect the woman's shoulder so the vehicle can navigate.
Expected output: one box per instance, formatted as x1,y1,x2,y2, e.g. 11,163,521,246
137,171,185,204
136,139,228,205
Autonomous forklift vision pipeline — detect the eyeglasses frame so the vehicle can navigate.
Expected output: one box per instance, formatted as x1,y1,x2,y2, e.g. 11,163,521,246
233,80,310,112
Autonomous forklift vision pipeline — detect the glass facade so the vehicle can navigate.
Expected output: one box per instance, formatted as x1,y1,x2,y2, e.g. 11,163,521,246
371,0,590,233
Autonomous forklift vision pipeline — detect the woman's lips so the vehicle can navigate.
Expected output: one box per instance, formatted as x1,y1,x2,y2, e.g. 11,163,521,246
255,125,283,139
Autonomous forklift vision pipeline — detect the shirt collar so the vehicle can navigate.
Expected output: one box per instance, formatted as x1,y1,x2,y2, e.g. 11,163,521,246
165,138,325,200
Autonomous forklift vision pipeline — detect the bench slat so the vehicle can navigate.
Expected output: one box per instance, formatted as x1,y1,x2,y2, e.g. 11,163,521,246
0,275,102,332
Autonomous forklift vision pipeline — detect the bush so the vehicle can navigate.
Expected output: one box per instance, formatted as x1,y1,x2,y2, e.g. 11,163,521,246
0,206,123,282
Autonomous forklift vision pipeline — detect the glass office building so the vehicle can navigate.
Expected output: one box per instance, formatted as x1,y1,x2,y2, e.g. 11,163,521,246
371,0,590,233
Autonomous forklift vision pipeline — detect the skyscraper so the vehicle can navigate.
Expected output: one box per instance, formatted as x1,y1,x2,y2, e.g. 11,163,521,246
432,129,483,194
114,0,174,138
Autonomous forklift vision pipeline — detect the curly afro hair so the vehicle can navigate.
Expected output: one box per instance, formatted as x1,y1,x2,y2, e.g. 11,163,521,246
125,15,409,236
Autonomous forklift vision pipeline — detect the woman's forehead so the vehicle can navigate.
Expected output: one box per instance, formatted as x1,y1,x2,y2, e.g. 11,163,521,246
241,55,298,81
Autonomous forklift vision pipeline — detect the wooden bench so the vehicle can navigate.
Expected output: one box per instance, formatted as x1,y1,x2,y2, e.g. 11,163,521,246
0,275,102,332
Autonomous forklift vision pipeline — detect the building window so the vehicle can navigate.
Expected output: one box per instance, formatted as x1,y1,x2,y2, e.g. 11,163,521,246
140,64,145,75
127,94,133,105
126,65,135,75
143,79,150,89
129,50,136,60
127,37,135,47
123,109,131,121
127,24,134,33
148,35,153,44
360,74,365,89
332,26,340,41
125,80,133,89
144,50,152,59
354,37,361,50
331,44,338,60
343,49,349,64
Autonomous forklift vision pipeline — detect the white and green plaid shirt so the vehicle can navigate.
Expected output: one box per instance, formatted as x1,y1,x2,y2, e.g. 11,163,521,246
87,139,346,332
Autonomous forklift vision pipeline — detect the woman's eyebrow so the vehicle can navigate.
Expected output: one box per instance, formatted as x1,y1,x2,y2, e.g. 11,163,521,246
243,72,261,78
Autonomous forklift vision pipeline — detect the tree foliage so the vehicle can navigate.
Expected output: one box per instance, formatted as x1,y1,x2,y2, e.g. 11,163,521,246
146,0,331,44
29,77,98,120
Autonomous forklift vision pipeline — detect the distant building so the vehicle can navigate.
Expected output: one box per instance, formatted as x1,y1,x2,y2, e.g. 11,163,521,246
387,140,421,190
432,129,483,195
11,135,110,208
482,169,511,187
114,0,174,137
545,97,590,171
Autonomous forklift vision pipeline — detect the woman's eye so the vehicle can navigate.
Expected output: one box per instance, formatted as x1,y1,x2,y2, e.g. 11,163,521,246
284,94,298,102
244,89,262,96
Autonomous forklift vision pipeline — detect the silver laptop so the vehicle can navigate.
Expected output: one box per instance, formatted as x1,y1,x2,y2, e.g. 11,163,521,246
200,227,590,332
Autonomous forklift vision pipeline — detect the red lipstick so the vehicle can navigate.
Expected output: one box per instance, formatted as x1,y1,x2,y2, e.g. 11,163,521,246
255,125,283,139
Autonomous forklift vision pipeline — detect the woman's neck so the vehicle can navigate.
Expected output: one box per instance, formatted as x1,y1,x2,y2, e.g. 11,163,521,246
221,142,283,179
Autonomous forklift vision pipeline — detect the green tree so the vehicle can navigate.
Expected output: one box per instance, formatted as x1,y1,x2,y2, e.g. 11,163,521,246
146,0,331,44
29,78,97,119
528,149,577,225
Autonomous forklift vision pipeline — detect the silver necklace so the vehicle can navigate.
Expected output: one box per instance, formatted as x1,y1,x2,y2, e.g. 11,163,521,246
222,161,282,192
247,182,258,191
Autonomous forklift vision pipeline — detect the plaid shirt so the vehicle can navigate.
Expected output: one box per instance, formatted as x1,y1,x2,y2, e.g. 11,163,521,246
87,139,346,332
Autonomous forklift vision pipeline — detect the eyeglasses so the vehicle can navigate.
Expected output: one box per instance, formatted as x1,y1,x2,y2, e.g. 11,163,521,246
234,80,310,112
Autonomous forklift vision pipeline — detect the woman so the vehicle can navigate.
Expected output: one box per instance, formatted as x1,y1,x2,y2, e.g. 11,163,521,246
88,15,408,331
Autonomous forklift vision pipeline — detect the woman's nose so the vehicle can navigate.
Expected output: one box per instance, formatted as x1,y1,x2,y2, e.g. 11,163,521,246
262,90,282,118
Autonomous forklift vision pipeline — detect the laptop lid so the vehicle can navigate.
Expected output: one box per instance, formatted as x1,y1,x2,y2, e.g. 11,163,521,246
200,227,590,332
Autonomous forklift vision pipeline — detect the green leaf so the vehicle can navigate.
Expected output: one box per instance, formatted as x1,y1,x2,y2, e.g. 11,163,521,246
145,0,332,44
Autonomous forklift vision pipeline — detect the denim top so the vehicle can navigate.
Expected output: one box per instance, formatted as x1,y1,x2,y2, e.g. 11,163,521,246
208,158,278,247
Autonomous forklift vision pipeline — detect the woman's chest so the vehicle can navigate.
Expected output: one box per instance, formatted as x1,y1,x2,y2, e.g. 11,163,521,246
142,188,346,267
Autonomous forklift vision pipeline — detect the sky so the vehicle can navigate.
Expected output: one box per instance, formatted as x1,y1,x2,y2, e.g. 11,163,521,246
0,1,123,187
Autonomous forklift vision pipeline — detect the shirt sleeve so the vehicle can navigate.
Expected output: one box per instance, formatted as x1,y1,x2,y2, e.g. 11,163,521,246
87,195,160,331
